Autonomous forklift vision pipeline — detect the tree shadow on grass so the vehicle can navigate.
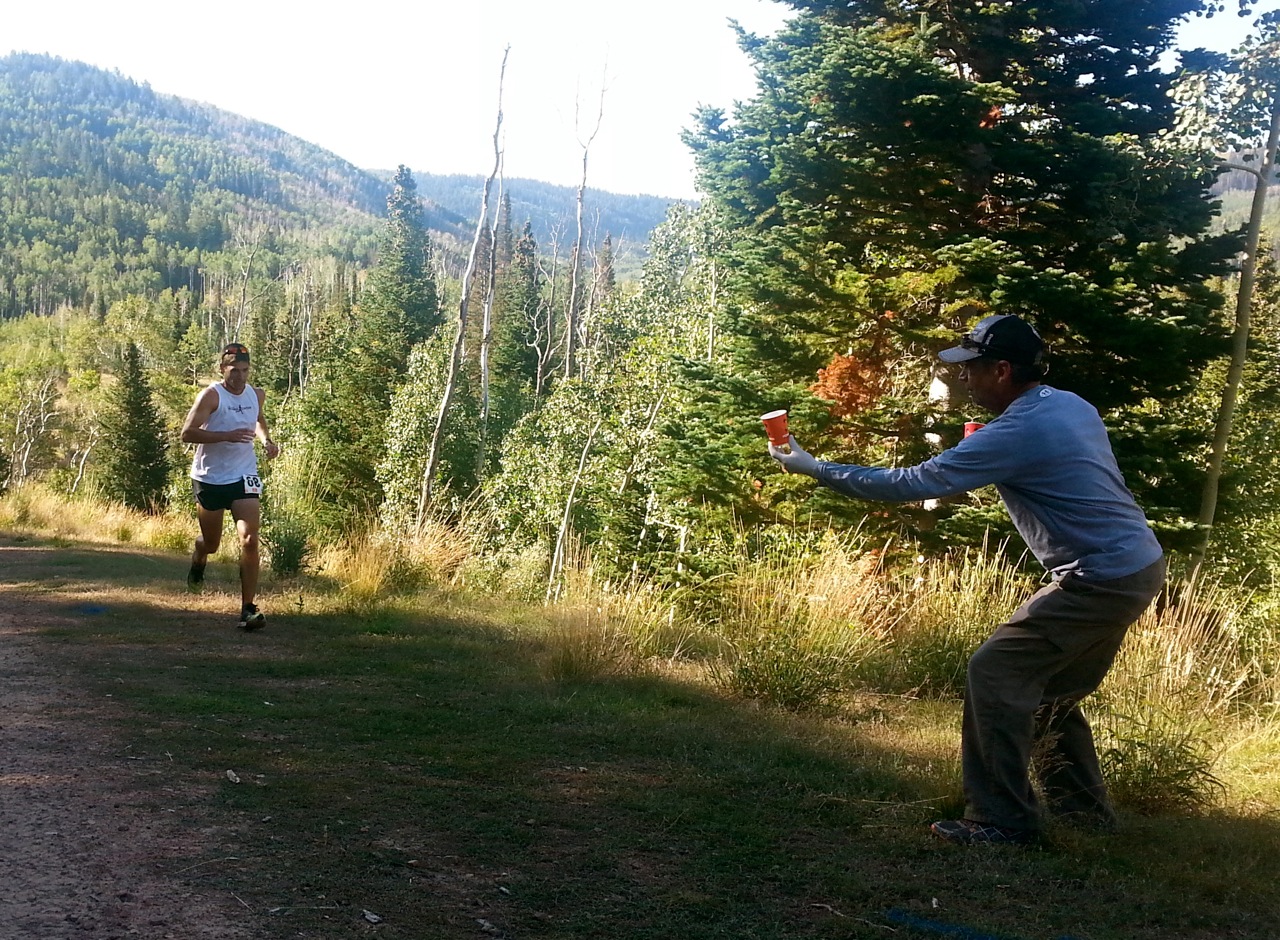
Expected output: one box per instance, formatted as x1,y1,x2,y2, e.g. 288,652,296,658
4,535,1280,940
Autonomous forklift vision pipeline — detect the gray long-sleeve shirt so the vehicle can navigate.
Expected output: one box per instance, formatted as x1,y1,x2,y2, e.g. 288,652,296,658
813,385,1163,581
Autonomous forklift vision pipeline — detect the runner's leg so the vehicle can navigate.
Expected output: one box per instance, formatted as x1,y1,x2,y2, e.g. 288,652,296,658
229,498,261,608
194,505,224,565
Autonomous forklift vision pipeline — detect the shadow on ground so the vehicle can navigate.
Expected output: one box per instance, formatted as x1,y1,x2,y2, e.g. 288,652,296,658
3,534,1279,940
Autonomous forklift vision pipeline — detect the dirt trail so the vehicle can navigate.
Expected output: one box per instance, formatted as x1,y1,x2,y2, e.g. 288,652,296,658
0,573,253,939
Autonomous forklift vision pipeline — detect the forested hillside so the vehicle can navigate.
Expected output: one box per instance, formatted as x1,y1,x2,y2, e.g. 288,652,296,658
0,53,667,320
0,53,457,319
1212,168,1280,236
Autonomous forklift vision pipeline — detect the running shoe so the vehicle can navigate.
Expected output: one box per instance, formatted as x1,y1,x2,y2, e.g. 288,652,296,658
238,604,266,631
187,559,206,591
930,818,1038,845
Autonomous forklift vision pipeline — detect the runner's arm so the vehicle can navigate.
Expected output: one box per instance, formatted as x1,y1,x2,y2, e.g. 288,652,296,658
254,387,280,459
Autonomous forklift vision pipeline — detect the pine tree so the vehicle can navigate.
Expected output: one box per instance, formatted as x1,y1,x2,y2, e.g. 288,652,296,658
683,2,1241,543
349,165,440,391
595,233,616,300
490,221,543,439
281,166,441,524
495,192,516,269
96,343,170,512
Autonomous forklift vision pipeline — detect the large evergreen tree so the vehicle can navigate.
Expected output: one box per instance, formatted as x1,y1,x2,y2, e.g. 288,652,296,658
96,343,170,512
349,165,440,393
683,1,1241,545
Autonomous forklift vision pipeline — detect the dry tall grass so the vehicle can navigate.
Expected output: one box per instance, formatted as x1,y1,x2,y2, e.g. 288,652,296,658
6,485,1276,815
710,534,895,708
1094,576,1279,813
863,543,1038,696
526,533,696,681
307,515,480,616
0,483,191,552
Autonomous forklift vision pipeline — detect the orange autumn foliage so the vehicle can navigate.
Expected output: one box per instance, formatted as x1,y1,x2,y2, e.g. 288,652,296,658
811,350,889,418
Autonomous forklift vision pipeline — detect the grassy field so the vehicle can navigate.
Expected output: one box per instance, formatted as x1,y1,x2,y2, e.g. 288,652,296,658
4,521,1280,939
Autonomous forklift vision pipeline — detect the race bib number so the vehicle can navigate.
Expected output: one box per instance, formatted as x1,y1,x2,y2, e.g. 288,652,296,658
242,474,263,495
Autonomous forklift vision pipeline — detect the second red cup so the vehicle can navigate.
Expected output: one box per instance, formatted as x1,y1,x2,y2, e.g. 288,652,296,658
964,421,985,438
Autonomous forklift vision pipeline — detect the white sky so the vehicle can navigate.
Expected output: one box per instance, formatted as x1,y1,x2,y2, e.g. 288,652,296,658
4,1,1276,199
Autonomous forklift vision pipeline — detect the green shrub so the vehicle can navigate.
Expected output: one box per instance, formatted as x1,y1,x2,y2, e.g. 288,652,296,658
146,522,191,553
713,628,855,711
460,542,552,602
1099,711,1226,814
264,510,312,577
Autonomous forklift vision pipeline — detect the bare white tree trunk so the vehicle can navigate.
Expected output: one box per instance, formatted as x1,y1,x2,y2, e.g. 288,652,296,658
70,425,101,495
284,264,316,394
532,233,564,398
546,416,603,602
1193,91,1280,569
418,48,509,522
575,212,610,373
476,170,505,481
10,374,58,486
232,222,264,341
563,75,606,380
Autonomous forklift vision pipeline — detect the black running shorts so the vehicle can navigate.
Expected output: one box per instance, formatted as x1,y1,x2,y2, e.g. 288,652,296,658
192,478,260,512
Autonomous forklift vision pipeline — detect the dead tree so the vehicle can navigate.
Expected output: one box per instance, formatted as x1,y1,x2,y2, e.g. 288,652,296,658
562,73,607,380
546,416,603,602
418,48,509,521
476,165,506,481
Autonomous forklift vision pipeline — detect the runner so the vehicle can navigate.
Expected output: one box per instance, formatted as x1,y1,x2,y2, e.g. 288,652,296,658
180,343,280,630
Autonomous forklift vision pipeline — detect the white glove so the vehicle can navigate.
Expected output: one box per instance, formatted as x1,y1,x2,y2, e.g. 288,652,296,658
768,435,820,477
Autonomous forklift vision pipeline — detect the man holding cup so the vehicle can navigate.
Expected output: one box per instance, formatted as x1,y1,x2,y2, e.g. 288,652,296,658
768,314,1164,845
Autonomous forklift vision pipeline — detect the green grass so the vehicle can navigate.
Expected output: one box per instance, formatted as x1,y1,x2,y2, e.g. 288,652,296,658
6,533,1280,939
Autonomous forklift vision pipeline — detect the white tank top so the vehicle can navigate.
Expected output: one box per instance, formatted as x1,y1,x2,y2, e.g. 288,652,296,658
190,383,260,484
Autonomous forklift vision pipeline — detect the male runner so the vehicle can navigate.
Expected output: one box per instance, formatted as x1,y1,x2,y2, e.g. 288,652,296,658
180,343,280,630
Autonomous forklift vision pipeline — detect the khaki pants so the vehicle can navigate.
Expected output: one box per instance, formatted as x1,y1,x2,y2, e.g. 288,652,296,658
961,557,1166,831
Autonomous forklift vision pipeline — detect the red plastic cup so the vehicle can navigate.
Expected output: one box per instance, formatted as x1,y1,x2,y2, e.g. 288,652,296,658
760,409,790,446
964,421,985,438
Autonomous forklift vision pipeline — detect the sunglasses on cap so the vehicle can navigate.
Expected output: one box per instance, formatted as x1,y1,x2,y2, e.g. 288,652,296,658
221,343,250,363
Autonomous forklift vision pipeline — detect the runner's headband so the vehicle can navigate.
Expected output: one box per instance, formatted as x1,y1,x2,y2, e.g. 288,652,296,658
221,343,250,365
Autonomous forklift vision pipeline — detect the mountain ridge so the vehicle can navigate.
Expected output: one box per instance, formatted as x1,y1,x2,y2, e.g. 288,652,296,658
0,52,678,318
